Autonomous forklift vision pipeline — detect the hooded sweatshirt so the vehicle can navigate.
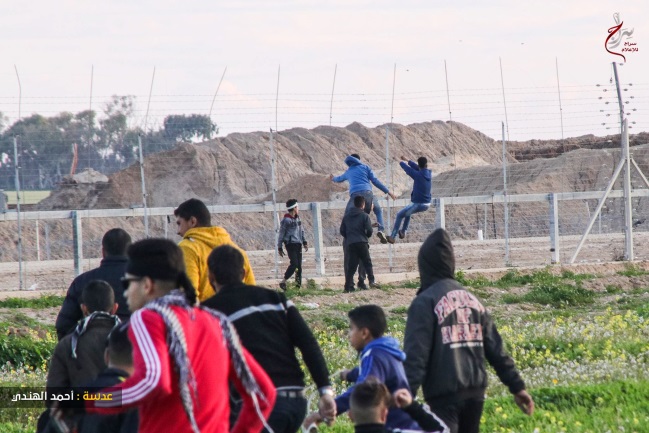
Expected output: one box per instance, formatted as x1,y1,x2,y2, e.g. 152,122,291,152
399,161,432,204
277,213,306,248
403,229,526,406
333,156,390,195
179,226,255,301
340,207,373,244
335,337,420,431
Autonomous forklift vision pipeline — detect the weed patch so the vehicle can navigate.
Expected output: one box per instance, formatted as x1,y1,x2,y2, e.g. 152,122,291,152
0,295,64,309
617,264,649,277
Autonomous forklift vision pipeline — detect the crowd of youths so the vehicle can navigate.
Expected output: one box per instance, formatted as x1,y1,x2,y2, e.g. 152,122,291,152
39,154,534,433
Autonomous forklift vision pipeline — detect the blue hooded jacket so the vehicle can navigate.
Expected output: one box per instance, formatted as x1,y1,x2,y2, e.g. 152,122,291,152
333,156,390,195
400,160,432,204
335,336,420,430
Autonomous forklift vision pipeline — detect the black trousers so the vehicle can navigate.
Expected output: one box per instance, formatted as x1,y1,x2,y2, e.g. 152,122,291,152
231,395,308,433
343,238,366,284
284,243,303,286
345,242,375,290
428,398,484,433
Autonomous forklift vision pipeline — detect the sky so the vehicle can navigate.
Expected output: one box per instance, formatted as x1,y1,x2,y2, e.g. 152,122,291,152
0,0,646,141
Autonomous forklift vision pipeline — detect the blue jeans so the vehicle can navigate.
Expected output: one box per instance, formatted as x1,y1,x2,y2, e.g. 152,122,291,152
345,190,385,232
391,202,430,238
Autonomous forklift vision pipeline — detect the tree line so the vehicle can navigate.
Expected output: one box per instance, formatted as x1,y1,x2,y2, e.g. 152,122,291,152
0,95,217,190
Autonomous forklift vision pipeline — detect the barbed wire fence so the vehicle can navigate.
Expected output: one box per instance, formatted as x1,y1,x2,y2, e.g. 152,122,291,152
0,61,647,290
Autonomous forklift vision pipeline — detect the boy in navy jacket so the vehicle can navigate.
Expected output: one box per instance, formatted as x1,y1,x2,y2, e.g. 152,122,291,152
387,156,432,244
306,305,420,430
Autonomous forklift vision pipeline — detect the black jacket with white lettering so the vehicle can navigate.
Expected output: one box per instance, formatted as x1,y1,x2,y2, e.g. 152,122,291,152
403,229,525,405
202,283,331,390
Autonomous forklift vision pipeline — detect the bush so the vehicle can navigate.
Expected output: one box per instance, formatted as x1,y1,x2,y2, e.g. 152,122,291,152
0,295,64,309
0,332,55,370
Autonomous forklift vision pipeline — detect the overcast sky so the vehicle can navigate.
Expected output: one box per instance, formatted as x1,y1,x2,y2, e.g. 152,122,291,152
0,1,646,141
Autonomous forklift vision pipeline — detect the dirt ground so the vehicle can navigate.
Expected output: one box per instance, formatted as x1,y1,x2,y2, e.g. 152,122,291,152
2,230,647,293
1,230,647,298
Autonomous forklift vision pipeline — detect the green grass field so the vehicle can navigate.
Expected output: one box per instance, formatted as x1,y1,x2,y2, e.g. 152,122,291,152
2,190,51,206
1,268,648,432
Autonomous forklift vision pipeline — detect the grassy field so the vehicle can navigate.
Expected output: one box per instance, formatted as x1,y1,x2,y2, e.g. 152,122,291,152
2,190,51,206
1,266,648,432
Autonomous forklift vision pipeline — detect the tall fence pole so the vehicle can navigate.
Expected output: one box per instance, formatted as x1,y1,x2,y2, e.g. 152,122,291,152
271,65,281,279
548,193,560,264
502,122,510,265
36,220,40,261
311,202,325,276
72,211,83,276
270,129,279,279
611,63,634,261
13,136,23,289
386,64,396,270
329,64,337,126
435,198,446,230
208,66,228,120
499,57,510,141
137,135,149,237
622,120,633,260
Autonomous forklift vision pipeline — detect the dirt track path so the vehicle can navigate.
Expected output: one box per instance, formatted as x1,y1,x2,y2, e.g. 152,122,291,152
1,232,647,299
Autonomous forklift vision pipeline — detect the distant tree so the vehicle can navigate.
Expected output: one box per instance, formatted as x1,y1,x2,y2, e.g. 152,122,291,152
97,95,137,171
163,114,218,142
0,112,97,189
0,111,8,133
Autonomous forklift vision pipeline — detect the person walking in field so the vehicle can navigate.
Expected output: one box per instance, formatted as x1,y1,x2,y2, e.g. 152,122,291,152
83,238,276,433
403,229,534,433
277,199,308,290
174,198,255,302
203,245,336,433
387,156,432,244
56,228,131,340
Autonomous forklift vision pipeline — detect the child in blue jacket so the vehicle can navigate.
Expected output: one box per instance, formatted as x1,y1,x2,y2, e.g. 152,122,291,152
387,156,432,244
334,305,420,430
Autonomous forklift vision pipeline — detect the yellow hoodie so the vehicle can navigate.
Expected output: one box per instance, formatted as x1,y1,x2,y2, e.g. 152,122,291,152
178,226,256,301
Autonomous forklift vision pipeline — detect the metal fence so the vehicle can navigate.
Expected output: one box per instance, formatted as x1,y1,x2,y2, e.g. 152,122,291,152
1,189,648,292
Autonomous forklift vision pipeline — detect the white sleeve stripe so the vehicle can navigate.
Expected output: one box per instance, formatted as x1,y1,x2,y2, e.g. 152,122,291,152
421,404,450,433
94,312,158,407
119,312,162,404
121,312,161,403
228,303,286,322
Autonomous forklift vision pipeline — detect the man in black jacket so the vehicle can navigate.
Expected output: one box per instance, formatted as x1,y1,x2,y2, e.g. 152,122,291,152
55,228,131,340
403,229,534,433
202,245,336,433
340,195,379,292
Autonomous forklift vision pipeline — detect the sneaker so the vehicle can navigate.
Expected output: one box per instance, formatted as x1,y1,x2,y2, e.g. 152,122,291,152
377,231,388,244
357,282,368,290
279,281,287,291
386,235,395,244
398,230,406,239
369,282,381,289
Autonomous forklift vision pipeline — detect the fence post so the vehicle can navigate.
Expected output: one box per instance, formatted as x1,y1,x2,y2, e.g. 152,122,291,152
36,220,40,261
72,211,83,276
549,193,560,264
435,198,446,230
311,202,326,276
